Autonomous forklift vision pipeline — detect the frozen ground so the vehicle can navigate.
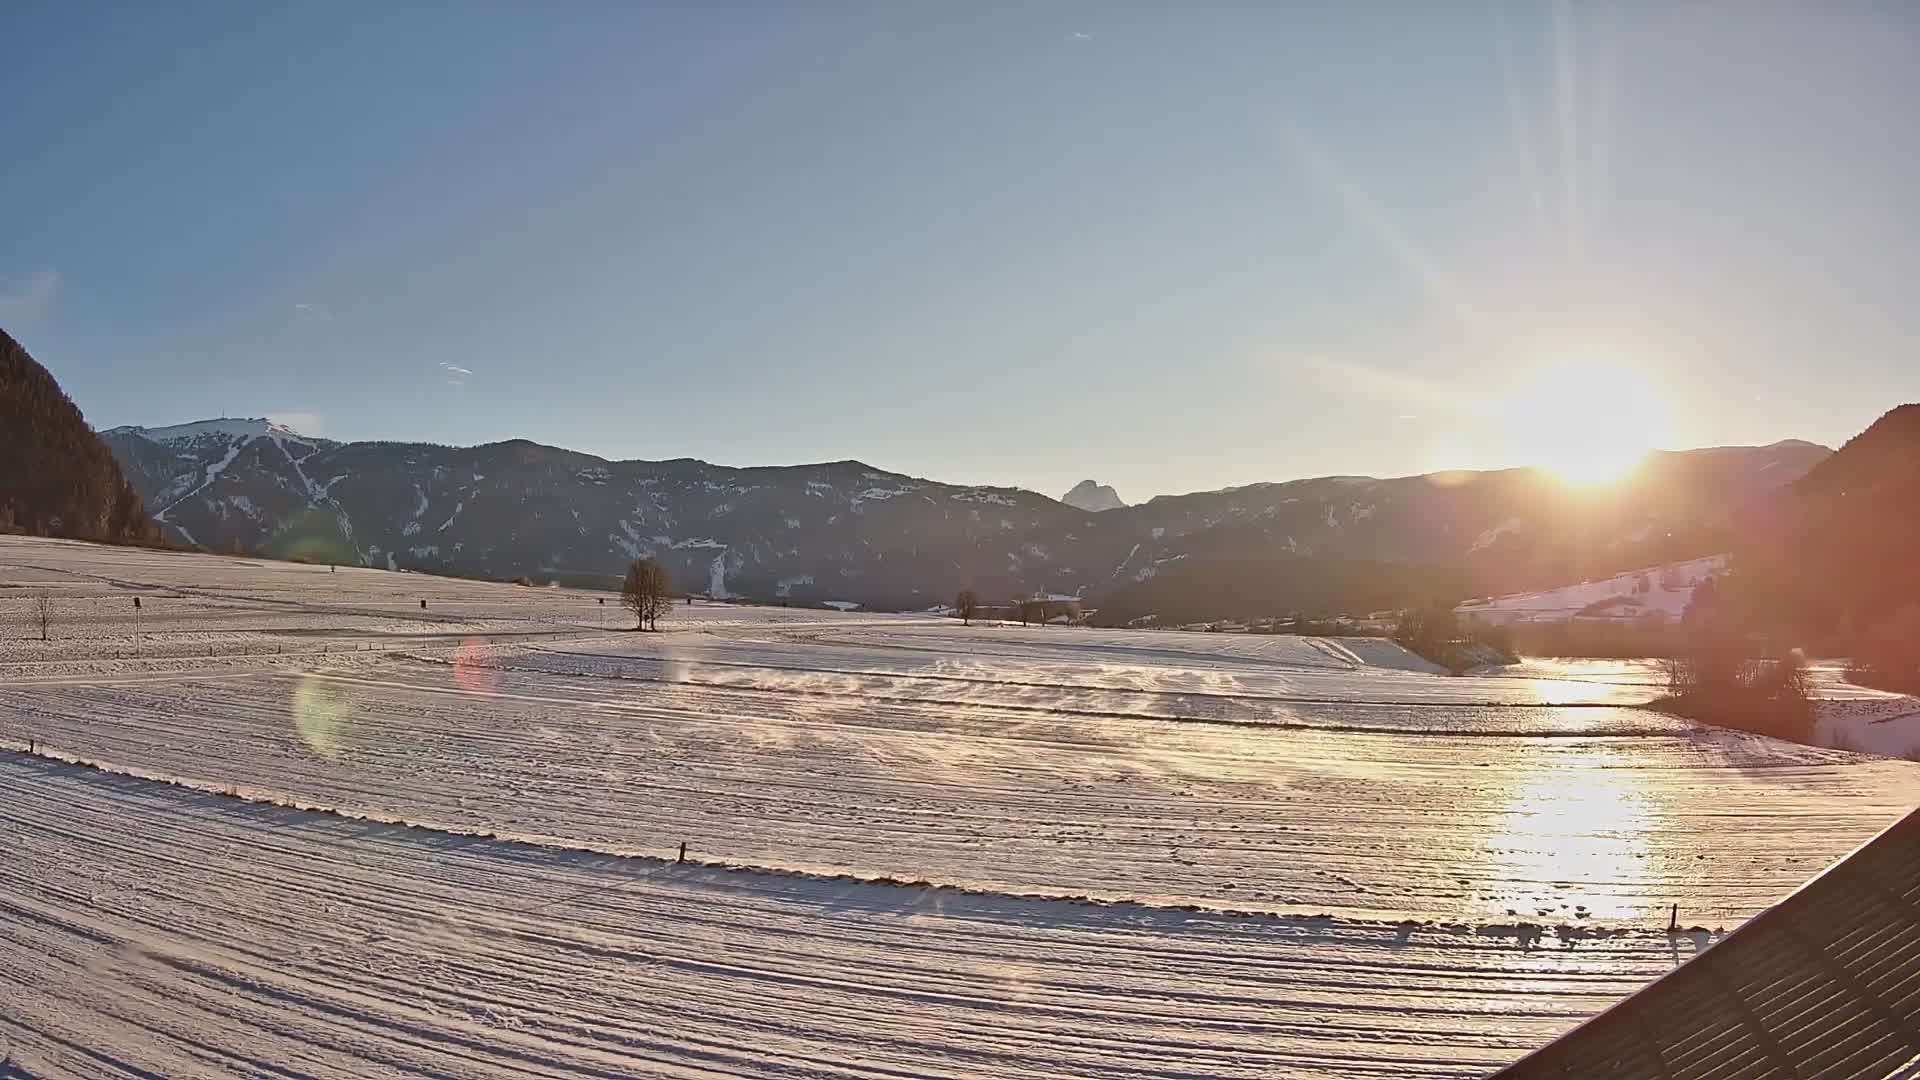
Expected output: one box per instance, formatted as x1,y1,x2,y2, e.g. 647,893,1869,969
3,535,1918,1077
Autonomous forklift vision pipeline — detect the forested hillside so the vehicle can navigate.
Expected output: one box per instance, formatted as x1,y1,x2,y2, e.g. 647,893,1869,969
0,329,158,544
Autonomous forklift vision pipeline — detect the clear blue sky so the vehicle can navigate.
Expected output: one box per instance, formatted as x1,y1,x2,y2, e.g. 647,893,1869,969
4,2,1917,500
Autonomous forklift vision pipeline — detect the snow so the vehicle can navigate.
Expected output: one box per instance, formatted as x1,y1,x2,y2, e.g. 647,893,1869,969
1458,556,1727,624
952,489,1017,507
672,537,728,549
155,437,248,526
274,436,325,506
2,534,1918,1077
114,417,304,442
1813,671,1920,757
1470,516,1525,553
821,599,860,611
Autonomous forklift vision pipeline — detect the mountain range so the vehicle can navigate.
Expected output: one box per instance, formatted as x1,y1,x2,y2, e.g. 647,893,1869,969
100,417,1831,614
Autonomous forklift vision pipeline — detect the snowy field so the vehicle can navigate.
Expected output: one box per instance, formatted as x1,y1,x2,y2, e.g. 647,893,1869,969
4,535,1919,1078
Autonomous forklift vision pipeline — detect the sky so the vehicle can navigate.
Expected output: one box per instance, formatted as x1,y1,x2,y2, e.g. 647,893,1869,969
4,2,1918,501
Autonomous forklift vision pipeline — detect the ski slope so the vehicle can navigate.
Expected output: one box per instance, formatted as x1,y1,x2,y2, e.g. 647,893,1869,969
3,535,1918,1077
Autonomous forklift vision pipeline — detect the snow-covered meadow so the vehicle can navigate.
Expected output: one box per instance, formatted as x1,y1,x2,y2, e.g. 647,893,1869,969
3,535,1918,1077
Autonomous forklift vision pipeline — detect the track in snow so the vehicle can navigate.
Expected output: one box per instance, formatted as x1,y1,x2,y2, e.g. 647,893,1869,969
2,753,1689,1080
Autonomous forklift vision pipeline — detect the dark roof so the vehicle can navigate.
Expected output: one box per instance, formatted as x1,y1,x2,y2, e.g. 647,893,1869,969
1492,807,1920,1080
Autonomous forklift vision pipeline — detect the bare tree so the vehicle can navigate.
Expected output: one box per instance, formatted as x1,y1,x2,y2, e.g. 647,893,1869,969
30,593,53,642
955,588,978,626
622,557,672,631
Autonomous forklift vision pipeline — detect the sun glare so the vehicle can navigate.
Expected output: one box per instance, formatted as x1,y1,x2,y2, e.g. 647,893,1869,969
1494,359,1675,488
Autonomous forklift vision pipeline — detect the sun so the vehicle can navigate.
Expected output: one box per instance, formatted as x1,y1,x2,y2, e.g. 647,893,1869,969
1493,359,1675,488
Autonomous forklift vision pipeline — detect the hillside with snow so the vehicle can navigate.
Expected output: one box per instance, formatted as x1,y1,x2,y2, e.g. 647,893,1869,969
1455,555,1727,625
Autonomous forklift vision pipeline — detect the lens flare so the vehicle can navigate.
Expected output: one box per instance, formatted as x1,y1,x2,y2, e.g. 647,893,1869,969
452,637,497,695
290,673,354,761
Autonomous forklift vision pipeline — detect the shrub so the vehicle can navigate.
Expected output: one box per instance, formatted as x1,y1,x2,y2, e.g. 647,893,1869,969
1658,629,1814,744
1393,608,1517,673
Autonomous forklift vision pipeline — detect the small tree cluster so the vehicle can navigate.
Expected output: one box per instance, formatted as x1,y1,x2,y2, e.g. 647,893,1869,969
1392,606,1458,660
954,588,978,626
1659,622,1813,743
622,557,672,631
1393,607,1516,672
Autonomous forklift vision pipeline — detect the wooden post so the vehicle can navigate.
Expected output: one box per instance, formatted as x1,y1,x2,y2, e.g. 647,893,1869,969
1667,903,1679,933
677,841,687,864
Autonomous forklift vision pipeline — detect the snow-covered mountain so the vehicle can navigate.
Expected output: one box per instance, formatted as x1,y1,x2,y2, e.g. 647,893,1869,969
101,420,1831,610
1061,480,1125,513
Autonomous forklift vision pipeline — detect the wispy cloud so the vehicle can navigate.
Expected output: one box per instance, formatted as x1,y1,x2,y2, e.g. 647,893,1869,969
0,269,59,323
268,411,325,436
292,301,335,324
439,362,473,386
1066,31,1093,42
